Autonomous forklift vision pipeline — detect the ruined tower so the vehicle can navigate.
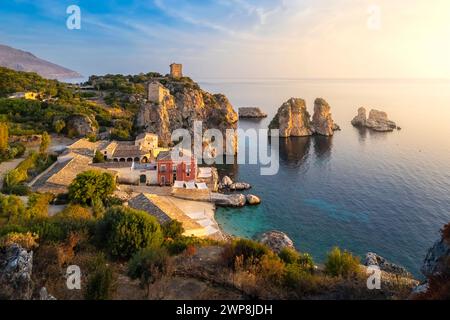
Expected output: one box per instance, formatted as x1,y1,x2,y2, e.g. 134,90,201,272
170,63,183,79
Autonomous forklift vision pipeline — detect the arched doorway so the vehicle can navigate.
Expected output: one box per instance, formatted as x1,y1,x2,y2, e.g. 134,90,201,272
140,175,146,184
119,158,125,162
127,158,133,162
134,157,140,162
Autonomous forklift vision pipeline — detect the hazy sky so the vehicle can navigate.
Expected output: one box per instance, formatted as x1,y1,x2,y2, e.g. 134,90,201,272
1,0,450,79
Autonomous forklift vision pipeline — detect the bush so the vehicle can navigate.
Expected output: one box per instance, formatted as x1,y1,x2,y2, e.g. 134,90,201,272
222,239,270,268
259,254,286,285
0,231,39,249
0,195,27,223
93,150,105,163
162,220,184,239
279,247,301,265
27,193,53,219
96,206,163,259
324,247,361,278
68,170,116,206
128,247,171,285
84,254,115,300
54,204,92,221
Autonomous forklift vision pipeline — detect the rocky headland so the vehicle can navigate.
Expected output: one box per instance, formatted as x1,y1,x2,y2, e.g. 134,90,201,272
351,107,398,132
135,78,238,153
238,107,267,118
268,98,339,137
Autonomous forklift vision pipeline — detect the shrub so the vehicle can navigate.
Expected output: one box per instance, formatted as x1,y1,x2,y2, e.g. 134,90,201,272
96,206,163,259
0,231,39,249
324,247,361,278
259,254,286,285
93,150,105,163
54,204,92,221
164,236,200,255
0,195,27,223
128,247,171,285
279,247,300,264
222,239,270,268
68,170,116,206
162,220,184,239
84,254,115,300
27,193,53,219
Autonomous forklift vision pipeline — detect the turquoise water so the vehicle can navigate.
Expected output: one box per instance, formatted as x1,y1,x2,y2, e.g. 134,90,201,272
200,79,450,277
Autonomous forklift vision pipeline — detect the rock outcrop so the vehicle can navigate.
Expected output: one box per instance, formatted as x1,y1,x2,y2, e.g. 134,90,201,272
229,182,251,191
222,176,233,187
364,252,411,278
238,107,267,118
211,193,246,207
258,231,294,253
135,80,238,153
311,98,338,136
0,244,34,300
66,114,97,137
269,98,339,137
421,232,450,278
351,108,398,132
246,194,261,205
269,98,312,137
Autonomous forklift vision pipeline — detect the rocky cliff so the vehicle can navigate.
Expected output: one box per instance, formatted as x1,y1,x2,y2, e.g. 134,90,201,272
238,107,267,118
135,79,238,153
269,97,339,137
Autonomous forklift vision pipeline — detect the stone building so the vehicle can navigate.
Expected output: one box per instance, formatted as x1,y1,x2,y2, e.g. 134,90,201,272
147,81,170,104
170,63,183,78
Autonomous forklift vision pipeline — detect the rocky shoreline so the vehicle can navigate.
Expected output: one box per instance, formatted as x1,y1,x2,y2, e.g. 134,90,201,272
238,107,267,118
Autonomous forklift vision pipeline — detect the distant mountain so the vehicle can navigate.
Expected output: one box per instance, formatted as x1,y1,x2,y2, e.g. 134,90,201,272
0,44,81,80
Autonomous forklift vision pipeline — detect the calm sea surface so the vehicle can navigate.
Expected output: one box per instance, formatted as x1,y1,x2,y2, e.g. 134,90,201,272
199,78,450,277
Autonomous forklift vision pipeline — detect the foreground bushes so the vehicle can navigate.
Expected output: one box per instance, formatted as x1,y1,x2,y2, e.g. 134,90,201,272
96,206,163,259
128,247,172,286
324,247,361,278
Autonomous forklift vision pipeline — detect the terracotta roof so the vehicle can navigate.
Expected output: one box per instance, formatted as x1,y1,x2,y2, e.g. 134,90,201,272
112,144,148,158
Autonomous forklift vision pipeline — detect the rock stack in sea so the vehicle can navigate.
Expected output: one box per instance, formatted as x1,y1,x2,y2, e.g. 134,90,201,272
238,107,267,118
268,98,339,137
351,107,398,132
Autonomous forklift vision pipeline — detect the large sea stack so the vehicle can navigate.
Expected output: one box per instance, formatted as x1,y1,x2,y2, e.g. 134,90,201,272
269,97,339,137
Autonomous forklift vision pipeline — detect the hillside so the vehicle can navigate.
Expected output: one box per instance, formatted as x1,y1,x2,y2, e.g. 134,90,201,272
0,44,81,80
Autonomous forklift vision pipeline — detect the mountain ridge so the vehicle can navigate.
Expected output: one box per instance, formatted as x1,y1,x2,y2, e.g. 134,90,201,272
0,44,81,80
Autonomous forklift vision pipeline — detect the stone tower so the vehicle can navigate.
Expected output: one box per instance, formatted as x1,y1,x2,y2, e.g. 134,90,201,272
147,81,170,104
170,63,183,78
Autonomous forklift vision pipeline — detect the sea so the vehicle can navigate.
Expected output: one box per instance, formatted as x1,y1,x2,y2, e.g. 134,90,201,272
199,78,450,277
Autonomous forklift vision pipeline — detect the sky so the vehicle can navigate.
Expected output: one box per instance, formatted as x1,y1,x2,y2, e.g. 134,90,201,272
1,0,450,79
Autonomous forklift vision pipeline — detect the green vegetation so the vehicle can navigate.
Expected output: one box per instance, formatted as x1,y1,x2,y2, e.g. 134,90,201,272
84,254,115,300
96,206,163,259
93,150,105,163
68,171,116,206
324,247,361,278
2,151,55,195
128,247,172,287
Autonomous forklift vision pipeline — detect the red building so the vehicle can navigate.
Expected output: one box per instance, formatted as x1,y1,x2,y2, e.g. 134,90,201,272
156,150,197,186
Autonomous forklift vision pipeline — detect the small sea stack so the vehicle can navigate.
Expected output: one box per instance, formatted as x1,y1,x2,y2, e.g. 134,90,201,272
351,107,398,132
238,107,267,119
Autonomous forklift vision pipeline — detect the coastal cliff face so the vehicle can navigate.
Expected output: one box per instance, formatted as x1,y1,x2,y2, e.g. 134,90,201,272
269,97,338,137
135,81,238,153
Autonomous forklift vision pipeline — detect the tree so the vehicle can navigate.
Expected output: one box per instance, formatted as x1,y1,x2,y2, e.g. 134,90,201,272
68,170,116,206
93,150,105,163
39,131,51,154
0,122,8,152
96,206,163,259
324,247,361,278
53,120,65,134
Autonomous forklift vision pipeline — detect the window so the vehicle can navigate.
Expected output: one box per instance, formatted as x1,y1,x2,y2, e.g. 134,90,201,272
160,164,166,173
186,165,191,177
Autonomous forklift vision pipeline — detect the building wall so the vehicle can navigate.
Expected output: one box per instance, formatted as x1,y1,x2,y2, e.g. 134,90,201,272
157,158,197,185
114,167,158,185
148,82,170,104
170,64,183,78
